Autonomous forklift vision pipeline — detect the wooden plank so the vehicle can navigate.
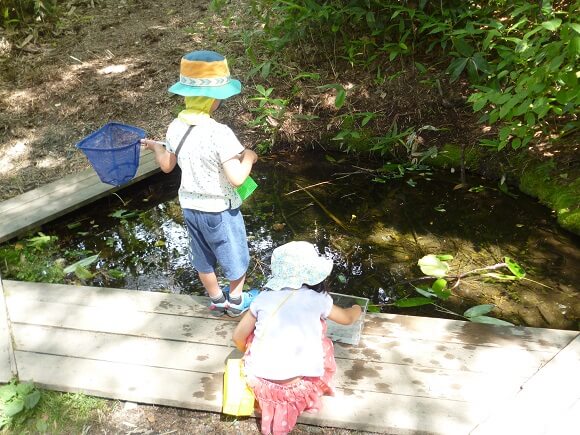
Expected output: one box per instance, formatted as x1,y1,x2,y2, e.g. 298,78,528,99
0,151,156,215
299,388,487,435
15,351,487,435
363,312,577,352
544,397,580,435
0,151,160,243
5,280,575,354
15,351,222,413
335,335,553,376
12,324,239,373
3,281,561,376
471,334,580,435
3,280,208,318
6,298,235,345
13,323,527,404
0,275,17,381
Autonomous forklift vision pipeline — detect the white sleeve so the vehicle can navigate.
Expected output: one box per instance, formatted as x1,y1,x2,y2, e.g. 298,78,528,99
321,293,334,319
164,119,182,154
249,292,263,317
215,124,244,163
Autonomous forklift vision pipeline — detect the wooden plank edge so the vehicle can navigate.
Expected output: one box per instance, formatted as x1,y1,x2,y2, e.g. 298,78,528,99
11,321,553,377
16,351,484,435
0,151,157,215
0,155,161,243
0,274,18,381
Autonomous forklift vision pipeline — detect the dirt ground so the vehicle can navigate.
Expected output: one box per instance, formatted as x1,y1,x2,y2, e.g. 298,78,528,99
87,400,382,435
0,0,494,203
0,0,577,433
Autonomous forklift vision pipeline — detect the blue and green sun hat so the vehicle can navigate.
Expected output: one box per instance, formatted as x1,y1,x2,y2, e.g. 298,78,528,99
168,50,241,99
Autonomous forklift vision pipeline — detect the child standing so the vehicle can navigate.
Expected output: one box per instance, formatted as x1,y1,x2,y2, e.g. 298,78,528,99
232,241,362,435
141,50,258,317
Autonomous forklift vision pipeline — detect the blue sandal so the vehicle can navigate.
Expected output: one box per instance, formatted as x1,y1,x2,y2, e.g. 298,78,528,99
208,287,230,316
226,289,260,317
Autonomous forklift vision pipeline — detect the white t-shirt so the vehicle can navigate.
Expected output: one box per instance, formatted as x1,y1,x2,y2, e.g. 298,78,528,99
165,118,244,212
245,287,334,380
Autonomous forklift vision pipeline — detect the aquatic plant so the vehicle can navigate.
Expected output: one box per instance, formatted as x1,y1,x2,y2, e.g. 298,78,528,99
386,254,536,326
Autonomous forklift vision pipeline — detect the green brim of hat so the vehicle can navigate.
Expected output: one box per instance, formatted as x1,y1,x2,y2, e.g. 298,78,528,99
168,79,242,99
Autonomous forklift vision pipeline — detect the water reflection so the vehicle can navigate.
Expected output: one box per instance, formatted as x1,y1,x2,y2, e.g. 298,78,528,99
45,153,580,330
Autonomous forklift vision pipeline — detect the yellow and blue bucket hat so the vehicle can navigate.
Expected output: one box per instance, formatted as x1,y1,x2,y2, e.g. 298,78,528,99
168,50,241,99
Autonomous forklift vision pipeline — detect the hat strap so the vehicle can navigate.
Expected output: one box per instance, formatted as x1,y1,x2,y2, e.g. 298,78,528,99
179,76,231,87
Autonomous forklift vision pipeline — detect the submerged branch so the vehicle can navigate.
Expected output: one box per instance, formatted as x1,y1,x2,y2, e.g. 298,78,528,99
295,183,349,231
285,181,332,196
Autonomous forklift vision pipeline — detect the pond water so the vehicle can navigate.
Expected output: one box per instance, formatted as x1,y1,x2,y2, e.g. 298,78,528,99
34,152,580,330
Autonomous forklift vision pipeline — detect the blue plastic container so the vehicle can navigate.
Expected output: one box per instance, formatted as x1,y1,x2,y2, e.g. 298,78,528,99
76,123,146,186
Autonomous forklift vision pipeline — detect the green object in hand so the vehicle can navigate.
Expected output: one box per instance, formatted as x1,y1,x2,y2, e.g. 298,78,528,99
237,176,258,201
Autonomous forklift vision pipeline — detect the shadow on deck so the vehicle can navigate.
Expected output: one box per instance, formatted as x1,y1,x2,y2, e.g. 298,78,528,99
0,279,577,435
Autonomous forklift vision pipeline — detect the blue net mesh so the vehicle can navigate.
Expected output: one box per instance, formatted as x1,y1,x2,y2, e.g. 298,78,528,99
76,123,146,186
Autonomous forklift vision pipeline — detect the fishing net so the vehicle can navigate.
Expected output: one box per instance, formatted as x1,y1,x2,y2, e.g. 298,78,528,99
76,123,146,186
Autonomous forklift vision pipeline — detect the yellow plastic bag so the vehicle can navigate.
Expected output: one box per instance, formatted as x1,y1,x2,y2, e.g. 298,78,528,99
222,358,255,416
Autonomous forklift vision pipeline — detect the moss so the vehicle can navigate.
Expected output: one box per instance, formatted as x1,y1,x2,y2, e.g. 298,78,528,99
519,162,580,236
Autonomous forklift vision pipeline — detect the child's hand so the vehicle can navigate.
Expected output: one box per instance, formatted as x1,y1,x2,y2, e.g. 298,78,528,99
328,303,363,325
243,149,258,164
140,138,166,151
350,304,362,319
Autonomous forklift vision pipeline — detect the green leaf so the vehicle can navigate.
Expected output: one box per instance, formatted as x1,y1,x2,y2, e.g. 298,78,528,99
453,37,474,57
367,305,381,313
26,233,56,250
436,254,454,261
473,96,488,112
3,398,24,417
23,390,40,410
107,269,125,279
109,209,139,219
15,382,34,396
448,57,468,82
0,384,17,401
569,23,580,35
74,265,94,280
431,278,447,292
394,297,434,308
418,254,450,278
541,19,562,32
414,286,435,298
64,254,99,274
504,257,526,278
464,304,495,318
335,88,346,109
469,315,514,326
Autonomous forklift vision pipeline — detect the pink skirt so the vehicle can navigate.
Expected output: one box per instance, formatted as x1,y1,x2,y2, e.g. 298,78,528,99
243,320,336,435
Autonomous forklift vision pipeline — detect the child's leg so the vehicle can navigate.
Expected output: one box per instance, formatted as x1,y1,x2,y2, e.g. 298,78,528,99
198,271,224,299
228,274,246,299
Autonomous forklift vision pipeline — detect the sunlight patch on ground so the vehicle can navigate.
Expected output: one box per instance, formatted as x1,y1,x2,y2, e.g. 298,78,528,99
36,156,66,169
0,141,29,175
98,64,129,75
4,90,34,114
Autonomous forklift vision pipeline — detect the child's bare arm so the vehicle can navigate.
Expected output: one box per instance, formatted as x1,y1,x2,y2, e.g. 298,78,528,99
232,310,257,352
140,139,177,173
222,149,258,187
327,304,362,325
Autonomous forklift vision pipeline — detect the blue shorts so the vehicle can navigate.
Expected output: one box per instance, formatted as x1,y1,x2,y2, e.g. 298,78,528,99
183,207,249,280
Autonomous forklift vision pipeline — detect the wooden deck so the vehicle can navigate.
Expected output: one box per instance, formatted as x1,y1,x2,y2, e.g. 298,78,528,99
0,150,160,243
0,278,577,434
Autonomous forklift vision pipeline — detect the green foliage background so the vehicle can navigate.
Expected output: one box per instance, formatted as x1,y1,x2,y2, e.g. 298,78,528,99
253,0,579,152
